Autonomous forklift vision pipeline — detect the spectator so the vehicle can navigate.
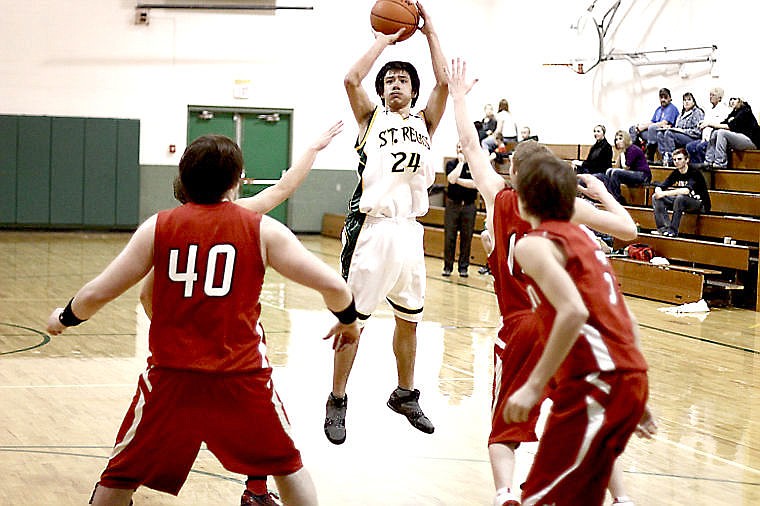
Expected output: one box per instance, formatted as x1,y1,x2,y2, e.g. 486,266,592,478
704,97,760,168
442,143,478,277
482,98,517,150
487,132,509,166
597,130,651,204
518,126,539,142
477,103,497,142
686,87,732,164
658,92,705,166
573,124,613,174
629,87,679,162
652,148,711,236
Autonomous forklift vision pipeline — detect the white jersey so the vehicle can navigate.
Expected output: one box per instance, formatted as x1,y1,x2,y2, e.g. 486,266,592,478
354,107,435,218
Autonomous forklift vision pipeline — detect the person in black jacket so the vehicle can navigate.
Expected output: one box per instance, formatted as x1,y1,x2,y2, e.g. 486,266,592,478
573,125,613,174
651,148,711,237
443,143,478,277
704,98,760,168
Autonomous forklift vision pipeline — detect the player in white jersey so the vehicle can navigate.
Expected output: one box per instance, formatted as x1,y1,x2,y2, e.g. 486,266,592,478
324,2,448,445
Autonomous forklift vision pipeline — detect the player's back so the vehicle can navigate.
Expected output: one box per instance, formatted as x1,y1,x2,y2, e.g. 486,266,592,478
527,221,647,381
149,202,267,373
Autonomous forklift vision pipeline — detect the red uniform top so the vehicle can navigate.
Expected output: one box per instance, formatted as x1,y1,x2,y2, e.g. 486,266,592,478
149,202,267,373
490,188,533,319
524,220,648,381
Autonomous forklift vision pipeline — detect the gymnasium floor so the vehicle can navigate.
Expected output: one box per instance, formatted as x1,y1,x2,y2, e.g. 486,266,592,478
0,230,758,505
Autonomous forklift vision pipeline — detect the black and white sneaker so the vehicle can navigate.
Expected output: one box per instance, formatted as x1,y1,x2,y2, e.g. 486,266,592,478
324,393,348,445
387,387,434,434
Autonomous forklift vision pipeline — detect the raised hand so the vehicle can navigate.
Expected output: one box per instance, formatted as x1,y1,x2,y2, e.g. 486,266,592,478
311,120,344,151
444,58,479,99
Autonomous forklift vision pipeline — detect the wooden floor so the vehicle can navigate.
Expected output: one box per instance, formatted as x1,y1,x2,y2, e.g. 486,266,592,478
1,230,759,505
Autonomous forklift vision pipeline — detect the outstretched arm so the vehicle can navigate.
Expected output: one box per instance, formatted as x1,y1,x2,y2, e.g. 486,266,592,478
445,58,505,221
236,121,344,214
47,216,156,335
417,1,448,137
573,174,637,240
344,30,403,127
260,216,360,350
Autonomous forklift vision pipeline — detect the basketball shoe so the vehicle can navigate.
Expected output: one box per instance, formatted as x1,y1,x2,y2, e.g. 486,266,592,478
387,387,434,433
324,392,348,445
241,490,282,506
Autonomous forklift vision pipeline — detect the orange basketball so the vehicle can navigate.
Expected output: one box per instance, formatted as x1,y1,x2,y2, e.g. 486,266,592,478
370,0,419,42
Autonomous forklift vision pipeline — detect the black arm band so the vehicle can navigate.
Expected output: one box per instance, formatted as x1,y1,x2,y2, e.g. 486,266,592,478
59,298,87,327
331,297,357,325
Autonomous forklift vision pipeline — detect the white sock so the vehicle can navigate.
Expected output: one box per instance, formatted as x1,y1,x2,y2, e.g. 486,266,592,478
494,487,518,506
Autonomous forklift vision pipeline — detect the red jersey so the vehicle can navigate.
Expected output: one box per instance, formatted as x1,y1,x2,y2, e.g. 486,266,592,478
524,220,648,381
490,188,533,319
149,202,267,373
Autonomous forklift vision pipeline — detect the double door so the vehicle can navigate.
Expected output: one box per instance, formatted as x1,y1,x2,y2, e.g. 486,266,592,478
187,106,292,223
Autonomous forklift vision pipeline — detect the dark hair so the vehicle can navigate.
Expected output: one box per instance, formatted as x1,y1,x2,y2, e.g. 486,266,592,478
498,98,510,112
511,140,551,176
515,152,576,221
673,147,689,160
659,87,671,98
681,92,702,115
374,61,420,107
179,135,243,204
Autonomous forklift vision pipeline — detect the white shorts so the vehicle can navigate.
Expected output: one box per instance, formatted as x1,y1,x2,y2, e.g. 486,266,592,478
346,216,426,322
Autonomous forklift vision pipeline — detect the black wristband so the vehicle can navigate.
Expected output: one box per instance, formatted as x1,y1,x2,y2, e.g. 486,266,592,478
58,298,86,327
331,297,357,325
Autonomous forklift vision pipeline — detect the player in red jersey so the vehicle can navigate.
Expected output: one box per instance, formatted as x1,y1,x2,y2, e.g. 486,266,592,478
445,58,652,506
47,133,359,506
139,121,344,506
504,150,655,506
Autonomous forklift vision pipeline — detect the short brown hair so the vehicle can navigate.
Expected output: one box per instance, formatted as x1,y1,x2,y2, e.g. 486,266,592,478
511,140,551,175
179,135,243,204
515,152,577,221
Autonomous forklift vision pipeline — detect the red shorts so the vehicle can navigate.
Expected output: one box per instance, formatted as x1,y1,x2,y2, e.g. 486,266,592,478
99,367,302,495
489,312,546,445
522,370,648,506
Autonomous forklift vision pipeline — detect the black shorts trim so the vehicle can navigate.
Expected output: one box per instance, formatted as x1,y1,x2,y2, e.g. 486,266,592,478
386,297,423,315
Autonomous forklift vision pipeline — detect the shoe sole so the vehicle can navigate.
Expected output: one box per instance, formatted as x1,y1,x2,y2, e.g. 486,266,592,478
386,401,435,434
324,428,346,445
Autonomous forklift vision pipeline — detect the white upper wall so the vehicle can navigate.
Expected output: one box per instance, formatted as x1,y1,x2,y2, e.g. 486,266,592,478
2,0,757,169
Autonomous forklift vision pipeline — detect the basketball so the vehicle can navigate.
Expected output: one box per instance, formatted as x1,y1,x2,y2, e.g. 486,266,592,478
370,0,419,42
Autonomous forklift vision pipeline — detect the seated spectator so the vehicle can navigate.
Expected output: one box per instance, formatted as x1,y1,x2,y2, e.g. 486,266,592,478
573,124,613,174
629,87,679,162
657,92,704,166
651,148,710,236
477,103,497,143
518,126,539,142
487,132,509,165
686,87,733,164
596,130,651,204
704,97,760,168
482,99,517,150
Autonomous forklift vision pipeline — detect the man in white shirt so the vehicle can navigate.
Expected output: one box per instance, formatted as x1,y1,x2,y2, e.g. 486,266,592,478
687,87,732,164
